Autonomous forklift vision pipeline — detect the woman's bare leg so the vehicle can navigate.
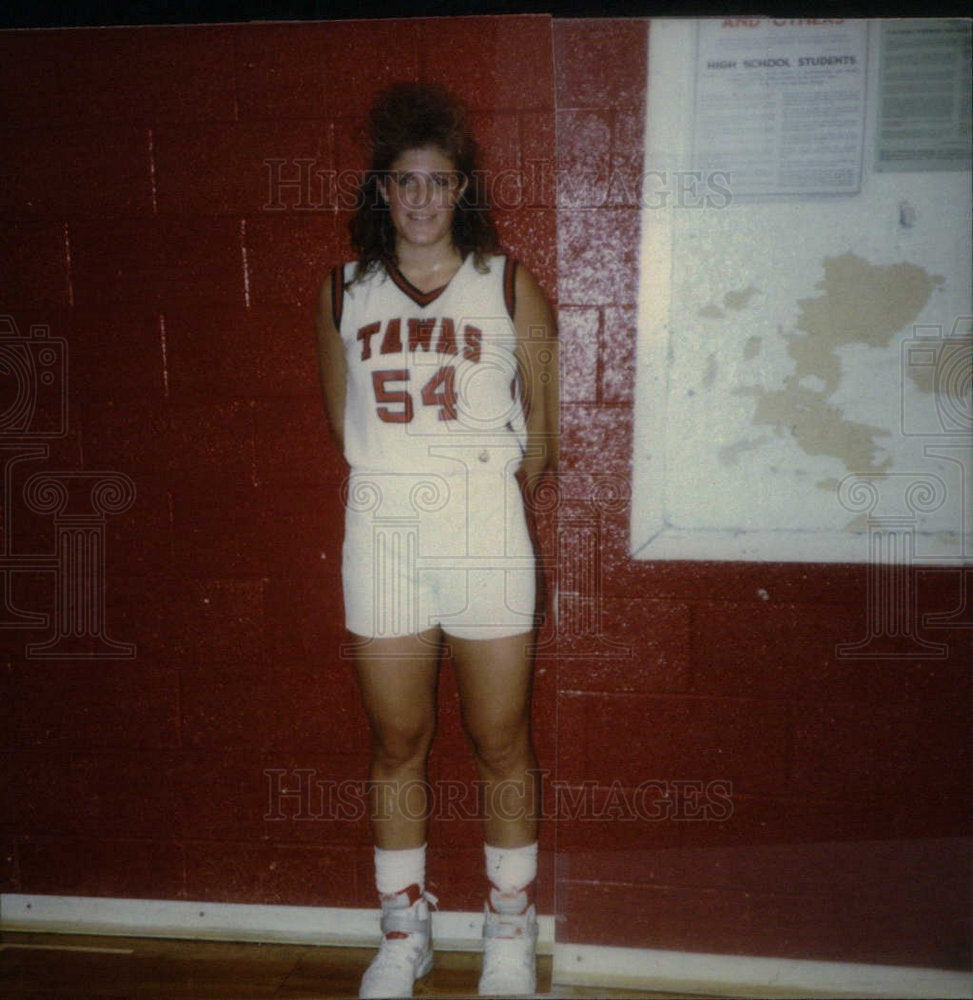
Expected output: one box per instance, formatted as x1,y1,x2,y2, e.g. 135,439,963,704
353,628,442,848
451,631,539,847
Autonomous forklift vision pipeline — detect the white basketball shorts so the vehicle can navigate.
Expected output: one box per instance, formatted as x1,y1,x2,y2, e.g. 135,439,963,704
341,464,537,641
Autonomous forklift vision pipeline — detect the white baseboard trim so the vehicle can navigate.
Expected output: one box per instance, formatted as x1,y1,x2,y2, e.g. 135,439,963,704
2,894,968,999
0,893,554,955
553,942,973,1000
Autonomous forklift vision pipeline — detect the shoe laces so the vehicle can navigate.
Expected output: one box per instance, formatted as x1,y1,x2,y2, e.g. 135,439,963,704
482,925,536,987
485,883,534,938
485,909,535,942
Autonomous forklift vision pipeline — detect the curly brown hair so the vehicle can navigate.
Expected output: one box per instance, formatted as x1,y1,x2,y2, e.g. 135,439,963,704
348,82,499,282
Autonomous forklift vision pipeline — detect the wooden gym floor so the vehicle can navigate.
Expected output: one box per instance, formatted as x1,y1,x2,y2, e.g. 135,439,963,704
0,931,711,999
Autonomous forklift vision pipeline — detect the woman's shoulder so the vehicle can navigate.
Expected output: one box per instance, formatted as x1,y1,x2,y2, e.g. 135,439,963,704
480,252,543,287
320,260,355,290
474,251,521,287
479,250,515,269
334,258,389,291
320,260,386,329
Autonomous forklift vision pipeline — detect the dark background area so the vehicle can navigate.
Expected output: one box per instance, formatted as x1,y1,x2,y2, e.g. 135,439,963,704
0,0,905,31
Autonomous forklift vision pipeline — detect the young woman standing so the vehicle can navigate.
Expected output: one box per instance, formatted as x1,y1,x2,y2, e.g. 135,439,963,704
315,82,558,997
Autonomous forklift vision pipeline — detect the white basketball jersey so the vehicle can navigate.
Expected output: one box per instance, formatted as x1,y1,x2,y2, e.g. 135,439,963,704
333,253,528,475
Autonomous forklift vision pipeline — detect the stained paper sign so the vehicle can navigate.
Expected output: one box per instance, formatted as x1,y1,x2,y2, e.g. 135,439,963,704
693,18,868,196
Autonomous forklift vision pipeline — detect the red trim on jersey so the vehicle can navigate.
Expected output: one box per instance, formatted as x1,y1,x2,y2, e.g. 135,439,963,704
331,265,344,329
503,256,518,320
387,261,451,307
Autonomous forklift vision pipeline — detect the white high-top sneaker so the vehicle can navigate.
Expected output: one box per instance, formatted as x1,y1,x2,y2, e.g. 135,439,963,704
478,887,537,996
359,883,435,999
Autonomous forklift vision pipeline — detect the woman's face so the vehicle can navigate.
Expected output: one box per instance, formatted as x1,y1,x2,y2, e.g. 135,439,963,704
381,145,467,253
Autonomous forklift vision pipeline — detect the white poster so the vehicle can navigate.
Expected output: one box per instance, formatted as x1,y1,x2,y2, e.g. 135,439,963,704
693,18,868,196
876,19,972,172
633,20,973,566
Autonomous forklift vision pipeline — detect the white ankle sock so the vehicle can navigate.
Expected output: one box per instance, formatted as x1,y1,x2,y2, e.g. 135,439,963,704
484,842,537,912
374,844,426,897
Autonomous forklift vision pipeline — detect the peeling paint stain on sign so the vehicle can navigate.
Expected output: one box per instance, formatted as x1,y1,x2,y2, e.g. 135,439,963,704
731,252,945,478
723,285,760,311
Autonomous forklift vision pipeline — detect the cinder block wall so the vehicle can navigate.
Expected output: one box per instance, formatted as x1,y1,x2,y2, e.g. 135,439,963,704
0,16,969,972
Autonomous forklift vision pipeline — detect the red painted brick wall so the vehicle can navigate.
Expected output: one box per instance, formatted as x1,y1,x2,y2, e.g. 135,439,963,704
0,15,557,914
1,15,969,975
551,19,971,972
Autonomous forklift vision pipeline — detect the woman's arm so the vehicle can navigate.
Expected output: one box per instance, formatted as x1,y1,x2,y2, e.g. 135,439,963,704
513,263,559,490
314,271,348,455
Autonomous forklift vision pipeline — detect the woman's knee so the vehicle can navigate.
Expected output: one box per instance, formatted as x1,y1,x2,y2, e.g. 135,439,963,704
466,717,531,774
370,717,435,770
